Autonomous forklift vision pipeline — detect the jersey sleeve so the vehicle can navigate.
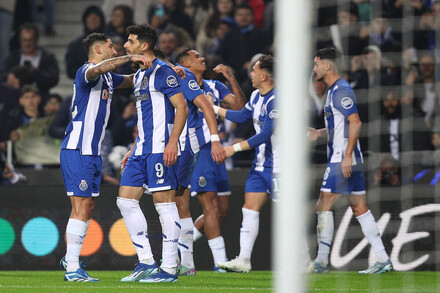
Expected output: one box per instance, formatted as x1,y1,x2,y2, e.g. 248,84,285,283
77,64,99,88
180,70,204,102
155,65,182,97
225,105,253,123
247,98,278,148
214,80,232,101
332,88,358,118
110,71,125,88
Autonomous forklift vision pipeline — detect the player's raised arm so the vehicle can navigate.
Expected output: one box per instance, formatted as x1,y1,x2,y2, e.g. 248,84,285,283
193,94,227,164
165,92,188,167
86,54,151,82
214,64,246,110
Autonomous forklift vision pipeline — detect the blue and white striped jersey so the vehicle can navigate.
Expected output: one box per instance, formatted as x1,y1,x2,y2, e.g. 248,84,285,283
324,78,363,165
61,63,124,155
132,58,183,155
225,88,279,173
195,79,231,146
178,68,204,153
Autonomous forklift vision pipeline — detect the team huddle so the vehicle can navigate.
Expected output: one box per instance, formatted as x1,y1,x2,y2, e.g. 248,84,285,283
59,23,278,283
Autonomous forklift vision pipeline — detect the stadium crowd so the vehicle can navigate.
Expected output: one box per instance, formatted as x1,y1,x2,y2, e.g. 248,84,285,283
0,0,275,184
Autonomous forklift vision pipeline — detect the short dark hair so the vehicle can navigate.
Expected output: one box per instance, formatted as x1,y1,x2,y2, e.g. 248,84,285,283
235,4,254,15
20,84,39,96
174,48,193,65
82,32,110,54
126,24,157,51
315,47,337,61
19,23,39,39
258,54,274,75
48,93,63,104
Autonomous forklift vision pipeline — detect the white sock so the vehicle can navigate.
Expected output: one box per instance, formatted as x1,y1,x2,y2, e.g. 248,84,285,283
117,197,154,263
239,208,259,264
178,217,194,268
316,211,333,266
356,210,389,263
66,218,88,272
155,202,181,274
208,236,227,266
193,227,204,242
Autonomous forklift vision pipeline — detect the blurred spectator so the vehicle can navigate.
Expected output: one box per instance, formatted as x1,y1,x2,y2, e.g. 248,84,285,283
102,0,149,25
349,45,399,89
158,31,179,63
373,153,401,187
148,0,194,39
414,7,436,50
106,4,134,40
406,52,437,127
206,17,235,56
363,13,401,53
235,0,265,27
0,0,15,65
196,0,235,56
43,93,61,116
9,0,34,52
5,85,43,142
216,4,269,83
48,96,71,139
1,23,59,100
65,6,106,79
383,0,427,18
337,3,365,56
262,0,274,41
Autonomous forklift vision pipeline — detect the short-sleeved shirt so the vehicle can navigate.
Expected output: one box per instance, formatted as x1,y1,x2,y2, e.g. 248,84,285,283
61,63,124,156
132,58,182,155
324,78,363,165
195,79,231,147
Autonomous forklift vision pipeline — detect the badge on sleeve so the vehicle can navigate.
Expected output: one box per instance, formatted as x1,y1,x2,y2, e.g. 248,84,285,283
341,97,353,109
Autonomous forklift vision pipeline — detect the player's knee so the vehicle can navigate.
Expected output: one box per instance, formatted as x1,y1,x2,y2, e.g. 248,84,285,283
350,204,368,217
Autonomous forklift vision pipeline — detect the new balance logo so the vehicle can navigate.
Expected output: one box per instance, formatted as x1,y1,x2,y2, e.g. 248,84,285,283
137,231,144,236
156,179,164,184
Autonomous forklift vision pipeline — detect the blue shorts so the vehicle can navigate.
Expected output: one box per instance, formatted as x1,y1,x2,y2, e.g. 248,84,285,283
320,163,366,195
176,149,199,189
120,153,178,192
60,149,102,197
245,168,275,197
191,142,230,196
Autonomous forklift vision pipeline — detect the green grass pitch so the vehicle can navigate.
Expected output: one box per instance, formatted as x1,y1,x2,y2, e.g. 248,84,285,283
1,271,440,292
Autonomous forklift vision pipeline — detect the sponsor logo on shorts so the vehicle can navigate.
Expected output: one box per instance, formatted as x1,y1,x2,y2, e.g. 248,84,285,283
79,180,88,191
341,97,354,109
141,77,149,89
198,176,207,187
188,80,200,90
166,75,178,87
156,179,164,184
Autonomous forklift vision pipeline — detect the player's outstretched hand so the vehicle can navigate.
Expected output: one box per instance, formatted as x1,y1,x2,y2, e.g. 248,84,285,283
173,66,186,79
341,156,352,178
163,142,178,167
132,55,153,69
307,127,321,142
211,141,226,164
213,64,234,80
224,146,235,158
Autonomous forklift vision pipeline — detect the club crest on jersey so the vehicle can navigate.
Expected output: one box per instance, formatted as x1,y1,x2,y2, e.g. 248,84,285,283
198,176,207,187
269,109,279,119
102,89,109,100
341,97,353,109
141,77,149,89
189,80,200,90
79,180,88,191
166,75,178,87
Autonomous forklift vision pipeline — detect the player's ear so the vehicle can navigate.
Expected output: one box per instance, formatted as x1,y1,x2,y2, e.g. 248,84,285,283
94,44,102,55
141,42,149,53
